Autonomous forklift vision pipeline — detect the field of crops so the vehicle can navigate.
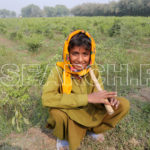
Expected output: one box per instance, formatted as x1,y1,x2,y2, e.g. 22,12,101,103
0,17,150,150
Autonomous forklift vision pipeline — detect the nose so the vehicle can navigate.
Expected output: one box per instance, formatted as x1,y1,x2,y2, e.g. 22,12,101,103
78,54,83,63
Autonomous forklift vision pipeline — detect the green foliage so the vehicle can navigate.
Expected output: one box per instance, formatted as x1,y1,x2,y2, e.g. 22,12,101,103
71,0,150,16
0,113,12,139
0,9,16,18
21,4,43,17
35,54,62,85
0,46,7,56
24,34,43,52
0,23,6,34
43,28,54,39
108,19,121,37
142,103,150,113
55,5,70,17
0,70,32,132
43,6,56,17
9,31,23,40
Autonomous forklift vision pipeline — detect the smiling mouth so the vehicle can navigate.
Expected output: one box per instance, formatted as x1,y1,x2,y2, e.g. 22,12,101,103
74,64,84,67
73,64,86,70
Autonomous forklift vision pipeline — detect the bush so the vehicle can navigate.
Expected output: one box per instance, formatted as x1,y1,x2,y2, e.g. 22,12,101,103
43,28,54,39
0,69,32,132
24,34,43,52
9,31,23,40
34,54,62,85
0,64,49,132
108,19,121,37
0,23,7,34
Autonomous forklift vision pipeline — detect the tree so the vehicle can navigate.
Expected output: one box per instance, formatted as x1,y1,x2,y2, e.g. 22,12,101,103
21,4,43,17
55,5,70,16
71,0,150,16
43,6,56,17
0,9,16,18
10,11,16,17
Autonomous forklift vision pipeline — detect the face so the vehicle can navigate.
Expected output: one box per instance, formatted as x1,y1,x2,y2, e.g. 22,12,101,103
69,46,91,71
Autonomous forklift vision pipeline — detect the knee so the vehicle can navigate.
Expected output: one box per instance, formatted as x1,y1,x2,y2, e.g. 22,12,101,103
117,97,130,114
50,109,68,121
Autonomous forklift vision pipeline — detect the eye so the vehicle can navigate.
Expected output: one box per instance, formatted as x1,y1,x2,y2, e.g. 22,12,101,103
72,52,78,56
83,53,89,56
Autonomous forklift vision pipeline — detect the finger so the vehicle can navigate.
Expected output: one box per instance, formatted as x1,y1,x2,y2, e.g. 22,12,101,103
103,90,107,92
104,92,117,97
109,98,114,105
107,92,117,95
115,100,120,109
106,95,117,99
110,98,116,106
113,98,118,106
106,93,117,97
100,90,107,93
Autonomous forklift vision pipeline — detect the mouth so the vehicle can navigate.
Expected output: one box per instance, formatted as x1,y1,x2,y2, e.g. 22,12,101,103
73,64,86,69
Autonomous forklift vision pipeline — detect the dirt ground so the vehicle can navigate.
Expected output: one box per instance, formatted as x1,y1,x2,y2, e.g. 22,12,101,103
128,87,150,102
0,127,57,150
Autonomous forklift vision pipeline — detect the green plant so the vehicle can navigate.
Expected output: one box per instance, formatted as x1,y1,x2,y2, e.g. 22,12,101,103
0,23,6,34
0,66,36,132
9,31,23,40
24,34,43,52
108,19,121,37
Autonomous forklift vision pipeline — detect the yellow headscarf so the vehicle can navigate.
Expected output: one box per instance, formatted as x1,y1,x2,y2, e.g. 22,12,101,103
56,30,96,94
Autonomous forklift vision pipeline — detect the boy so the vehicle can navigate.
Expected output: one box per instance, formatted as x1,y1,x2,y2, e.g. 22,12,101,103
42,30,130,150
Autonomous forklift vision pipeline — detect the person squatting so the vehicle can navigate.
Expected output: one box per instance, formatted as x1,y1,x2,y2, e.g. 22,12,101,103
42,30,130,150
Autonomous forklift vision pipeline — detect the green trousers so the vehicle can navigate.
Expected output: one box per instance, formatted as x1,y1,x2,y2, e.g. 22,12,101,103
46,97,130,150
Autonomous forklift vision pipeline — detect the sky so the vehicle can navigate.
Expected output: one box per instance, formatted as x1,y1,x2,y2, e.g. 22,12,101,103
0,0,118,15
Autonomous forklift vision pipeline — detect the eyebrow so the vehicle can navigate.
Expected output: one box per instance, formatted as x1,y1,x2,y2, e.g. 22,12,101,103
71,51,89,54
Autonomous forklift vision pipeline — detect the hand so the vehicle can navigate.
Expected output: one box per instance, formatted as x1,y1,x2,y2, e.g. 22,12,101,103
108,97,120,110
88,90,117,105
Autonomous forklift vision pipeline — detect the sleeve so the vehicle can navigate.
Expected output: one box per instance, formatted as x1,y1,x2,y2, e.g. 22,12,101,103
41,66,88,109
92,63,104,93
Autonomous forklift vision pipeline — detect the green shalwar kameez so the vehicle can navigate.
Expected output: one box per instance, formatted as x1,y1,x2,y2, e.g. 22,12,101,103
42,63,130,150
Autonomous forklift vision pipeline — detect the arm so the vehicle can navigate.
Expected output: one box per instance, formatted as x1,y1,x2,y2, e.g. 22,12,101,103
42,66,88,109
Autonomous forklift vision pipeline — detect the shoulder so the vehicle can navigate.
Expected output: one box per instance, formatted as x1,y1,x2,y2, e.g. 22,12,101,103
50,65,63,75
46,65,63,82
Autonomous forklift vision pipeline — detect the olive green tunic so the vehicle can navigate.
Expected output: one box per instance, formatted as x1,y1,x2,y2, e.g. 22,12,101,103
42,63,107,127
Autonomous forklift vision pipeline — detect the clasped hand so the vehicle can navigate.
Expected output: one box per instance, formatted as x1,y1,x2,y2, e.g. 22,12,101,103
88,90,120,109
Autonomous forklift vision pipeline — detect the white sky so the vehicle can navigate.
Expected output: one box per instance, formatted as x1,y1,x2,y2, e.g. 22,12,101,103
0,0,118,15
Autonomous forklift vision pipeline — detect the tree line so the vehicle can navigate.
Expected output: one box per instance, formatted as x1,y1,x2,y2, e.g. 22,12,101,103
71,0,150,16
0,9,16,18
21,4,70,17
0,0,150,18
0,4,70,18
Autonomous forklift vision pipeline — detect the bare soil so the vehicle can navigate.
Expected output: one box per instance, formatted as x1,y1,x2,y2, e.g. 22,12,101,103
0,127,57,150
